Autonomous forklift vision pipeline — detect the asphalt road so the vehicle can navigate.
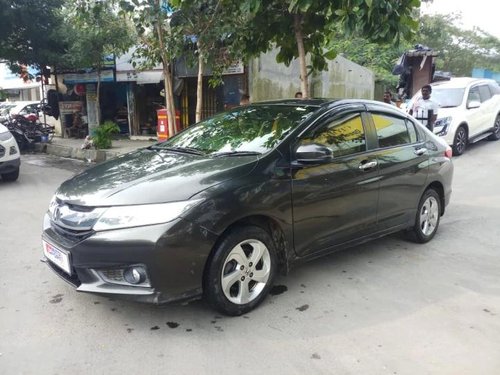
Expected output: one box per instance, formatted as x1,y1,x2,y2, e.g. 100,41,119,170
1,144,500,375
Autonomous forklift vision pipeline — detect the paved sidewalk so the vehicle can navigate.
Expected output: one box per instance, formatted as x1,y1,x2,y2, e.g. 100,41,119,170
34,135,158,162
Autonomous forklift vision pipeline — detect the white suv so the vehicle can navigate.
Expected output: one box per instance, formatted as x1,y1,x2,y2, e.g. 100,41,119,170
0,123,21,182
407,78,500,155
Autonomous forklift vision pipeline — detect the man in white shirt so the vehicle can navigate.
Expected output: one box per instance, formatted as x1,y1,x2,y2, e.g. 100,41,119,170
410,84,439,131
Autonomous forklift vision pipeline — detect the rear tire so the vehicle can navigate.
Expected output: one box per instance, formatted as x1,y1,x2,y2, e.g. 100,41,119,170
1,167,19,182
452,125,467,156
406,189,441,243
487,114,500,141
204,225,277,316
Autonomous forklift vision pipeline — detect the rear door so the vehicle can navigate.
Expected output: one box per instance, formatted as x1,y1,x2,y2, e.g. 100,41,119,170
465,85,488,137
366,107,429,230
291,104,380,257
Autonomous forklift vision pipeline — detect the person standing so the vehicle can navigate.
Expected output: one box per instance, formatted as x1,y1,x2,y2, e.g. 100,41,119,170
410,84,439,131
240,94,250,106
383,90,396,106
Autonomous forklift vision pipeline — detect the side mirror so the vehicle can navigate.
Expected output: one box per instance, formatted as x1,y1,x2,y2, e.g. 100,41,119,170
467,100,480,109
295,143,333,164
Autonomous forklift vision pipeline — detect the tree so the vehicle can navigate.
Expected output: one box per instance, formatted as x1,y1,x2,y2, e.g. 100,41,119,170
120,0,181,137
171,0,246,122
64,0,135,126
327,36,410,88
0,0,67,79
239,0,421,98
417,13,500,76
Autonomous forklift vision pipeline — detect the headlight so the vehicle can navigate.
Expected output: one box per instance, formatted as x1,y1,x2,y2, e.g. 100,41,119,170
0,131,13,141
92,199,203,231
434,116,452,136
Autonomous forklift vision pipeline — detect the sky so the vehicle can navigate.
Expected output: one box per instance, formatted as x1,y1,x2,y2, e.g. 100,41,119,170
421,0,500,39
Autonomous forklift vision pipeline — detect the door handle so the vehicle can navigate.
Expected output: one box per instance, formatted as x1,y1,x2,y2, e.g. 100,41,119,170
414,147,427,156
359,160,378,170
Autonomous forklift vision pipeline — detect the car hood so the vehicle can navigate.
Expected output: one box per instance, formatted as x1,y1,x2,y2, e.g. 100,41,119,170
56,148,259,206
436,107,459,120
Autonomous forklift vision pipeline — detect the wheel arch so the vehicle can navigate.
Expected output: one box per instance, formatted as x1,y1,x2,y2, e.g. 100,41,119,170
426,181,445,216
202,215,291,290
457,122,469,136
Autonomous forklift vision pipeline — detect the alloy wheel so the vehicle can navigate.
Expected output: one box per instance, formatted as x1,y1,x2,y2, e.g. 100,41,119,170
455,127,467,154
420,196,439,236
220,239,271,305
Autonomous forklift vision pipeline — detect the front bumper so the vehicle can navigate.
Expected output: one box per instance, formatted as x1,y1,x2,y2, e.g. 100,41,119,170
42,213,218,304
0,156,20,174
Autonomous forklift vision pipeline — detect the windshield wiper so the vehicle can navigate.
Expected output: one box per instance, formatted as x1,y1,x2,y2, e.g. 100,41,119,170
149,145,205,156
211,151,262,157
439,105,457,108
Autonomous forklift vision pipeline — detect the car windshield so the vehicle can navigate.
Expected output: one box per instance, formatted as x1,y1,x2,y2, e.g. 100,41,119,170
154,104,317,155
431,87,465,108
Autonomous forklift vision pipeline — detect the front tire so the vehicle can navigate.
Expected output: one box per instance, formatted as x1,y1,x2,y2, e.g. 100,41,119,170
487,114,500,141
406,189,441,243
452,125,467,156
204,225,277,316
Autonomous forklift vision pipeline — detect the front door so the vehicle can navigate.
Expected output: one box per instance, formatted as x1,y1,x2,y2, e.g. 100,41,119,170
291,106,380,257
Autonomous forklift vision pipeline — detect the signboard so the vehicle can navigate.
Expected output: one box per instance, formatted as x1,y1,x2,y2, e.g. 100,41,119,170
222,62,244,75
59,101,83,114
116,70,163,84
63,70,114,84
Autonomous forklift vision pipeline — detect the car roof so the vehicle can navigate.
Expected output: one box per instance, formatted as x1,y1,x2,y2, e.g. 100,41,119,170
8,101,39,113
432,77,497,89
250,98,402,110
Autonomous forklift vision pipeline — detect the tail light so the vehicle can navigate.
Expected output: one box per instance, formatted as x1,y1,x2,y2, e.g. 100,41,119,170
444,146,452,158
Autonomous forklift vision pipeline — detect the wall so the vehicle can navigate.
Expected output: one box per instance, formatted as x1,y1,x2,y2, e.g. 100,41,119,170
249,50,374,101
472,68,500,83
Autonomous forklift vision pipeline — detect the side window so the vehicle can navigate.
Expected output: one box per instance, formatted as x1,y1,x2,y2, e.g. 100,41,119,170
372,113,412,148
406,119,419,143
489,83,500,95
478,85,492,102
468,87,480,104
304,112,366,158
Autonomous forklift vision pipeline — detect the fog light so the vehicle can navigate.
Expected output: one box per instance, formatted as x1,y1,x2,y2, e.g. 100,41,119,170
97,265,150,287
9,146,18,155
123,266,147,285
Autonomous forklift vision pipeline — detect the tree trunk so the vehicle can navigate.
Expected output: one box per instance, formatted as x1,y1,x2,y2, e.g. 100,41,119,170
293,13,309,98
96,68,101,126
163,63,176,137
195,44,204,123
156,19,176,138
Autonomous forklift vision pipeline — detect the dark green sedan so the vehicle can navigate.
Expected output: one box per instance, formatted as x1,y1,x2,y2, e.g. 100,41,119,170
42,99,453,315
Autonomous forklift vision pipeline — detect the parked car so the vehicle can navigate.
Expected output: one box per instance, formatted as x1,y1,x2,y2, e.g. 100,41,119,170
0,101,40,123
407,78,500,155
42,99,454,315
0,123,21,181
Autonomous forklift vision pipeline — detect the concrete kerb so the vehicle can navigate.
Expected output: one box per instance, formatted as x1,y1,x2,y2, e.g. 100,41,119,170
34,143,109,162
32,136,158,162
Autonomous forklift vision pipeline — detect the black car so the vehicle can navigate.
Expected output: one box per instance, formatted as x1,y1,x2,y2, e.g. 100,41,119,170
42,99,453,315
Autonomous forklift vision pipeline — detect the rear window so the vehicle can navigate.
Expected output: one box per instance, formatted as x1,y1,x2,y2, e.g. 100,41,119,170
372,114,417,148
488,82,500,95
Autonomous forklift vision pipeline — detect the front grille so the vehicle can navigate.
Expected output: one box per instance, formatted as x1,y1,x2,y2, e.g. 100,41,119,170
0,145,5,158
51,221,94,243
46,260,81,288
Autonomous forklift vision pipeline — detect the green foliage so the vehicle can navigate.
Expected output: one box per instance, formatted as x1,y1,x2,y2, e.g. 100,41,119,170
93,121,120,149
416,14,500,76
240,0,421,74
170,0,247,87
62,0,135,71
328,35,411,87
0,0,67,70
